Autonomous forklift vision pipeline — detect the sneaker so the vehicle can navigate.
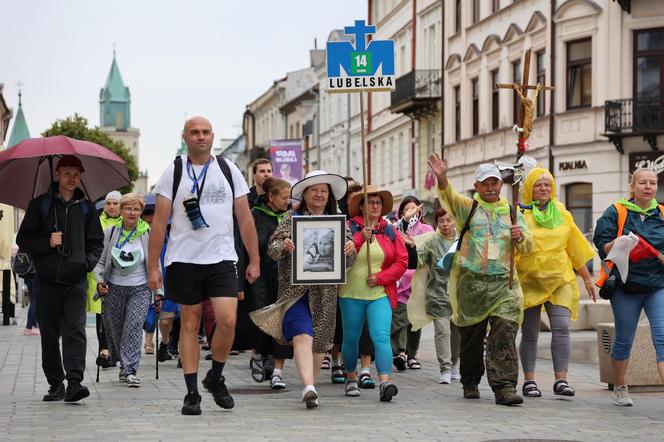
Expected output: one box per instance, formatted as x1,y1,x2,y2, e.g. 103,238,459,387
345,380,361,397
495,389,524,406
181,391,202,415
202,370,234,409
302,386,319,409
451,364,461,381
438,371,452,384
119,372,127,382
64,382,90,402
270,374,286,390
379,381,398,402
157,342,172,362
612,385,634,406
126,374,141,388
42,383,65,402
463,385,480,399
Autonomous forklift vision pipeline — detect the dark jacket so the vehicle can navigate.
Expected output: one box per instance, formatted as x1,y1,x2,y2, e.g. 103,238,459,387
594,202,664,289
247,202,285,310
17,184,104,285
248,186,260,209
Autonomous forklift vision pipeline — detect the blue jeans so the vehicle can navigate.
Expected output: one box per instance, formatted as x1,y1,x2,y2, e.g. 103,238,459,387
24,274,38,329
339,296,392,375
610,287,664,362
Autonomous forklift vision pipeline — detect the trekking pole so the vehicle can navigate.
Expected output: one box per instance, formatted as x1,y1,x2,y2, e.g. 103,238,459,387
155,314,159,380
96,312,102,383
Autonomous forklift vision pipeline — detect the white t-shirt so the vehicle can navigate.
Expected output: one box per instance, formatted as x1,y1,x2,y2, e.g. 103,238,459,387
153,155,249,267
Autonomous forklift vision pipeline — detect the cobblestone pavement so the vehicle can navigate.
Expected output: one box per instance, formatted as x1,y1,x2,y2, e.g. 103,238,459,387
1,305,663,441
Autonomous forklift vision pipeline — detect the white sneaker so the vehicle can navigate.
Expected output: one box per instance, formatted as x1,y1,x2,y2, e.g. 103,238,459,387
302,386,319,409
270,374,286,390
126,374,141,388
612,385,633,406
438,371,452,384
451,360,461,380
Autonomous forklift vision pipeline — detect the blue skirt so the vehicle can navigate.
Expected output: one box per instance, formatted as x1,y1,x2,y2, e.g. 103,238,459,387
282,293,314,341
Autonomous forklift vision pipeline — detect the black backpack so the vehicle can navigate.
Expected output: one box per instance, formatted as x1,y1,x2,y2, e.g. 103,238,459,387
172,155,236,203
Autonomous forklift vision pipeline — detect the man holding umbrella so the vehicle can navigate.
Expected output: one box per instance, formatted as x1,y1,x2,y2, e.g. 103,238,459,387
17,155,104,402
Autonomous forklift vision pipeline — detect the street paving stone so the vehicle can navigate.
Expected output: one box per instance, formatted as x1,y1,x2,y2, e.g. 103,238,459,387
1,306,664,441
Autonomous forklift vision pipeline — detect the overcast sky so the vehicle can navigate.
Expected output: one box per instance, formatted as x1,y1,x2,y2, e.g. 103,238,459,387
1,0,366,186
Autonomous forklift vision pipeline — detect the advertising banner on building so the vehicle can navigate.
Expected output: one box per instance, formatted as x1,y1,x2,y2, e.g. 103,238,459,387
269,139,302,186
630,151,664,200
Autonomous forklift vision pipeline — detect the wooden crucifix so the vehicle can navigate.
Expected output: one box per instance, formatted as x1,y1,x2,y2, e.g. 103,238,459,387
496,49,554,289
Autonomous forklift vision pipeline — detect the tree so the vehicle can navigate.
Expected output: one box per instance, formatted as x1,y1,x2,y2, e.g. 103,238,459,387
42,114,139,193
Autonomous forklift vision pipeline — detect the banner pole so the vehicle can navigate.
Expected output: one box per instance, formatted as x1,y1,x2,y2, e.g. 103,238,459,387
359,90,371,274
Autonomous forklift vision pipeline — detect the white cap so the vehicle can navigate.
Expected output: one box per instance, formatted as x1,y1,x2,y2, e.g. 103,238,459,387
474,164,502,182
105,191,122,202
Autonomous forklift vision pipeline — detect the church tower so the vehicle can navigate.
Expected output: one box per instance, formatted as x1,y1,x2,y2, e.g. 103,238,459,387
8,89,30,148
99,51,147,193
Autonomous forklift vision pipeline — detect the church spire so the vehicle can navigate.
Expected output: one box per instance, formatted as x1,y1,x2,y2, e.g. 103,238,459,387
8,87,30,148
99,50,131,130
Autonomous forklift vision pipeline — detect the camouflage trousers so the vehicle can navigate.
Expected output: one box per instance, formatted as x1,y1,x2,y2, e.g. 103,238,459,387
458,316,519,394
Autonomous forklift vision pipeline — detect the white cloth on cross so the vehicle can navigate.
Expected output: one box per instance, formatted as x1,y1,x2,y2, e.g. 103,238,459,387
605,233,640,283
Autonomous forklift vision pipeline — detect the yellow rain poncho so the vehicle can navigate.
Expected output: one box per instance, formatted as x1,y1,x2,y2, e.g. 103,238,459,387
517,168,595,320
438,184,532,327
86,213,121,314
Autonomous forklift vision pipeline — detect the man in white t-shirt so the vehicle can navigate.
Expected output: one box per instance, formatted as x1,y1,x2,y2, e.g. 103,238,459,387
148,116,260,416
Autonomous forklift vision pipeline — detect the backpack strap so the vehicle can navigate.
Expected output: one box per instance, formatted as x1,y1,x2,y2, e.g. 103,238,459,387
596,203,628,287
172,156,183,205
216,155,235,200
457,200,478,250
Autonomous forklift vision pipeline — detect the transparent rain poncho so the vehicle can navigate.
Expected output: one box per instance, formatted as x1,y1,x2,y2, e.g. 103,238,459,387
437,184,532,327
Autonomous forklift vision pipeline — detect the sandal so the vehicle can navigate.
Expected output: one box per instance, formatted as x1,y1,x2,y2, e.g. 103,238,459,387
358,372,376,389
345,380,360,397
144,344,154,355
250,357,266,383
331,365,346,384
407,358,422,369
522,380,542,398
553,379,576,397
393,354,407,371
321,353,331,370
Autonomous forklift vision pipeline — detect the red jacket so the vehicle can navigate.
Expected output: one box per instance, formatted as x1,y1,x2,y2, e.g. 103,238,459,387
348,216,409,309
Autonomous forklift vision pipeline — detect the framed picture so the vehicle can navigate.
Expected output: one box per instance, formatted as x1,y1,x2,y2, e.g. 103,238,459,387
292,215,346,285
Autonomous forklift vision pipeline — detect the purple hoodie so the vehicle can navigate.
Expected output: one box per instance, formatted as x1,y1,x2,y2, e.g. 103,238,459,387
397,220,434,304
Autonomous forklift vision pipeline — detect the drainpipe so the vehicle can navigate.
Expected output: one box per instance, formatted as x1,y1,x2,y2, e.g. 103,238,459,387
549,0,556,176
315,89,321,169
347,94,351,176
440,0,445,158
411,0,417,190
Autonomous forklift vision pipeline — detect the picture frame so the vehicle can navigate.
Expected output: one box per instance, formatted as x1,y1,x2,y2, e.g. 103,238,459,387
292,215,346,285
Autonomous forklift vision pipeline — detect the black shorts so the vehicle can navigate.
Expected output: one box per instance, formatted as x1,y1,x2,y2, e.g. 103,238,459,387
165,261,238,305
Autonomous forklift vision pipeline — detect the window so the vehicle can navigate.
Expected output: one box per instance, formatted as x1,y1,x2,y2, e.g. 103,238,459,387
492,0,500,13
565,183,593,235
454,85,461,141
634,28,664,129
473,0,480,23
492,70,499,130
455,0,461,33
513,60,522,125
567,39,592,109
536,51,546,117
472,78,479,135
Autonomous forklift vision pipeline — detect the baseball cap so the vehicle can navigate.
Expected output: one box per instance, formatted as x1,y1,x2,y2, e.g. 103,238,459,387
474,163,502,182
56,155,85,172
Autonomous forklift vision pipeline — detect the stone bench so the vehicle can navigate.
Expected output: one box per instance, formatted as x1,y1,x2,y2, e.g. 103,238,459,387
540,300,613,331
597,321,664,391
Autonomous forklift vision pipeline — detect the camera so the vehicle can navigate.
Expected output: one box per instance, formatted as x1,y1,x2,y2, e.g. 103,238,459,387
183,197,209,230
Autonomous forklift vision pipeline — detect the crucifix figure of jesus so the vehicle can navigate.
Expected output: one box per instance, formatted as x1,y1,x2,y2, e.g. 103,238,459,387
496,48,554,288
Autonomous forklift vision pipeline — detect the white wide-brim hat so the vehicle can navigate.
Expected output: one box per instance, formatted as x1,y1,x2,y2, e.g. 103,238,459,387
290,170,347,202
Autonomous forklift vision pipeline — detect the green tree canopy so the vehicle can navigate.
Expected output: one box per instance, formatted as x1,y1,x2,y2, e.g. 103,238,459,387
42,114,138,193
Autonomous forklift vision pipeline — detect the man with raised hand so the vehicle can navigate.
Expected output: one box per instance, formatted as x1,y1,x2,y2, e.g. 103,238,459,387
427,153,532,406
149,116,260,415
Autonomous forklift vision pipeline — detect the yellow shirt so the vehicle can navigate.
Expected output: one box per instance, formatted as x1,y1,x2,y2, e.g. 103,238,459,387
339,240,387,301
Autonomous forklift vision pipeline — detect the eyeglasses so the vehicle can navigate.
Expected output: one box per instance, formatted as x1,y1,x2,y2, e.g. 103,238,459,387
366,200,383,206
122,207,141,213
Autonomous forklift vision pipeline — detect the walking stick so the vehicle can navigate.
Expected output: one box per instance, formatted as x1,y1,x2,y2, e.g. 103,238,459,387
96,317,102,383
155,311,159,380
359,90,371,273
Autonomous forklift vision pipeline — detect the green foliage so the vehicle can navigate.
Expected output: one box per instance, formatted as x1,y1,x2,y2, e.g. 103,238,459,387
42,114,138,192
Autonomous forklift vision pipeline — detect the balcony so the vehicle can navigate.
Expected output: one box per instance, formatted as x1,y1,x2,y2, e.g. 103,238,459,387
603,98,664,153
390,70,441,119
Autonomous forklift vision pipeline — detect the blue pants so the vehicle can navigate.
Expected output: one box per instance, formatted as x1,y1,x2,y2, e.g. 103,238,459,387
610,287,664,362
339,297,392,375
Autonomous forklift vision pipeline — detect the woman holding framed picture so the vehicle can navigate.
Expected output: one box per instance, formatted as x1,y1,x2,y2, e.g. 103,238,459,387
250,170,356,409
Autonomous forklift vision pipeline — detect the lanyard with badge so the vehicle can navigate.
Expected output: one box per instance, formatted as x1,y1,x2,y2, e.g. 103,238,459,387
111,226,142,272
183,157,211,229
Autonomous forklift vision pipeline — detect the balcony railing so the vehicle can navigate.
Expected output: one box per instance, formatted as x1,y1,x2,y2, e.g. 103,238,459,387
605,98,663,133
390,70,441,117
603,98,664,153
